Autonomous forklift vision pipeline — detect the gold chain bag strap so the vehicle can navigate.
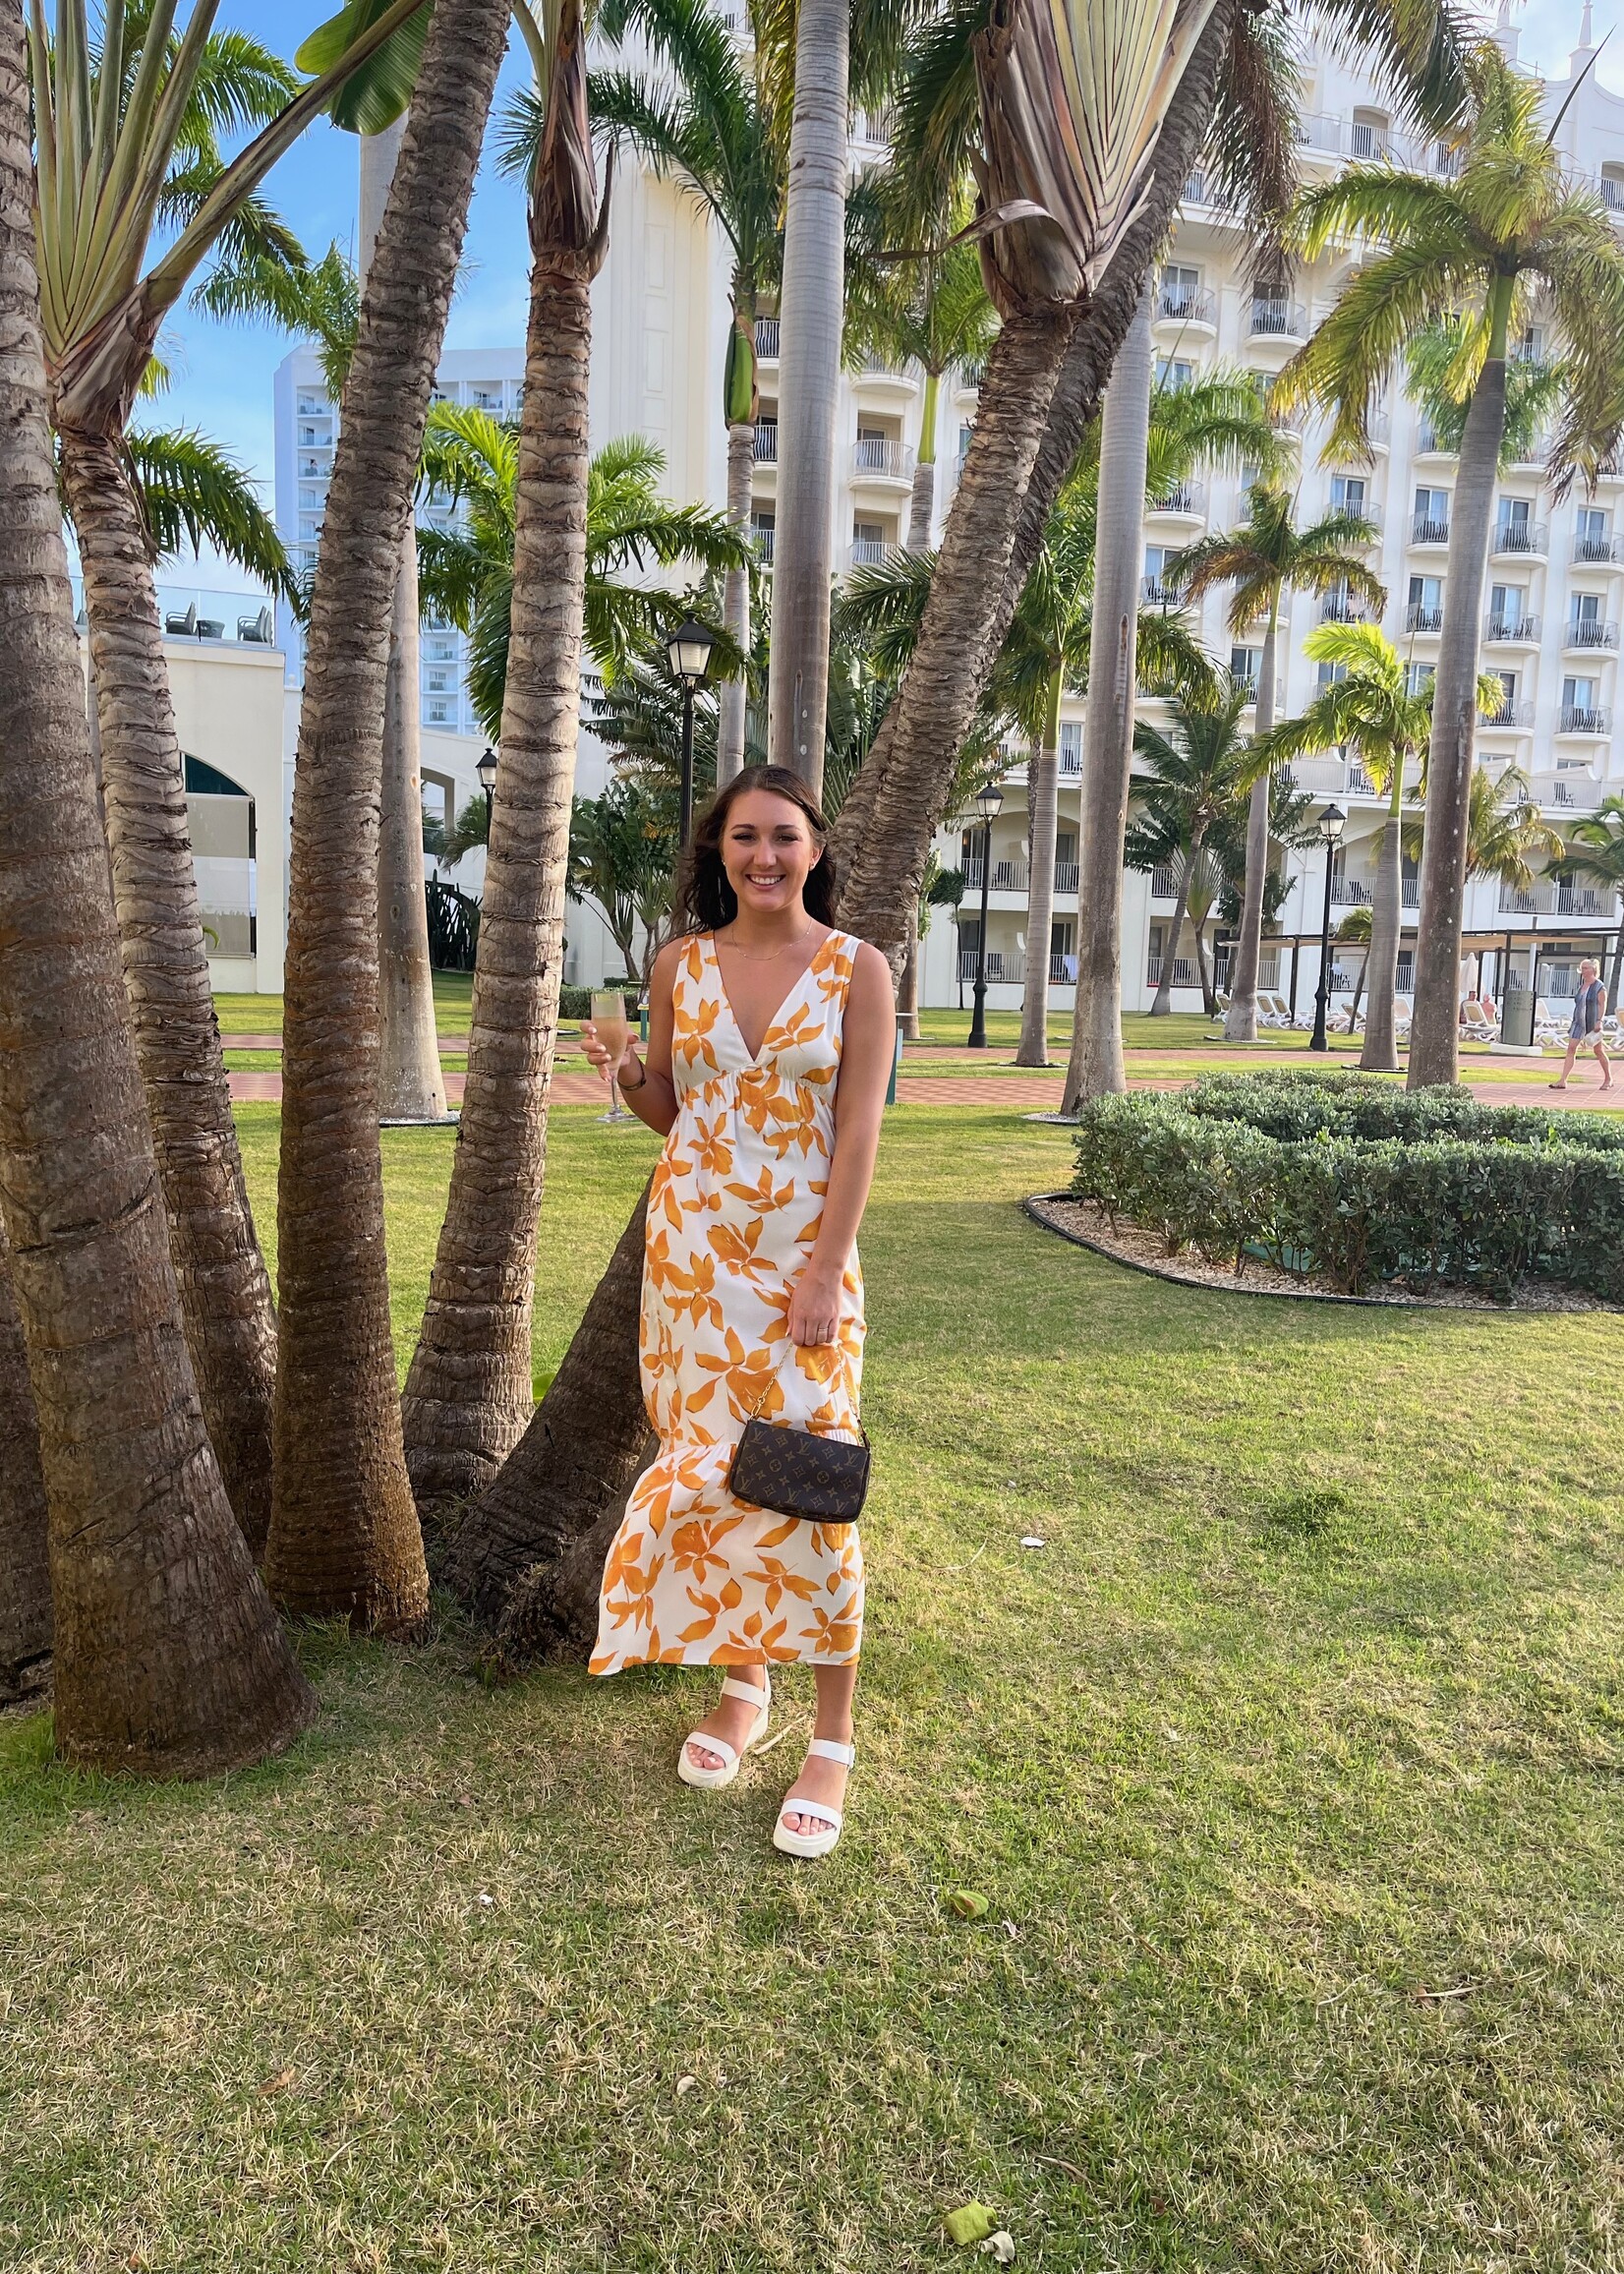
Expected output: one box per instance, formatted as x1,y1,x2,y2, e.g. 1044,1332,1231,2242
726,1356,871,1523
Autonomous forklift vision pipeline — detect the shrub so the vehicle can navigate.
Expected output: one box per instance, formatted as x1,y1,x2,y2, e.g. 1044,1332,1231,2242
1069,1085,1624,1303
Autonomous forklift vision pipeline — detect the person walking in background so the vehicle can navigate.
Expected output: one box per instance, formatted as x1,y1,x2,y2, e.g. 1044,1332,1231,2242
1550,959,1612,1091
581,766,894,1859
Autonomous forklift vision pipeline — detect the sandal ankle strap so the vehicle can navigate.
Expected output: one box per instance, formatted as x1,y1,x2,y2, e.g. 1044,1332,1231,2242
720,1674,771,1709
807,1736,854,1767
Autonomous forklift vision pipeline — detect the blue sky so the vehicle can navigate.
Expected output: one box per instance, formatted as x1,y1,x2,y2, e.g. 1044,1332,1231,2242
157,2,1621,538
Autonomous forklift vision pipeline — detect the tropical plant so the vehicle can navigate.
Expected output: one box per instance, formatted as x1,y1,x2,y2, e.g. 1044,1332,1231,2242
1550,794,1624,1008
844,221,998,551
1335,904,1374,1034
833,0,1471,994
268,0,514,1624
1166,486,1384,1042
414,417,748,742
117,425,299,597
589,0,783,782
425,793,492,869
0,18,314,1768
1255,622,1498,1069
1405,319,1566,469
27,0,415,1553
400,0,628,1512
1277,40,1624,1088
1402,761,1563,901
567,781,679,990
1125,680,1264,1015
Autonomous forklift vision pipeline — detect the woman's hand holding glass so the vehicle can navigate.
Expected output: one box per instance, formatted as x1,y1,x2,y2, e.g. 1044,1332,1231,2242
583,990,638,1087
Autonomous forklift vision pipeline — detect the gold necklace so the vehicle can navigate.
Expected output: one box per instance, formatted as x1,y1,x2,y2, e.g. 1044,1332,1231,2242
719,923,816,964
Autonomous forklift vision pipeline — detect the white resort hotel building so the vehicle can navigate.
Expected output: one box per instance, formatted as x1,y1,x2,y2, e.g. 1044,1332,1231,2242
155,4,1624,1012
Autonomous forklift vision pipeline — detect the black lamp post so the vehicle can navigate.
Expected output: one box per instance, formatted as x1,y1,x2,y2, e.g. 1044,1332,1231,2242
1309,801,1347,1053
967,777,1005,1050
667,616,716,846
477,744,497,838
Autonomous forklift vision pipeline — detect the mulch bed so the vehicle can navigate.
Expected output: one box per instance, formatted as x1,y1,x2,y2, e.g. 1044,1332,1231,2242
1023,1192,1618,1313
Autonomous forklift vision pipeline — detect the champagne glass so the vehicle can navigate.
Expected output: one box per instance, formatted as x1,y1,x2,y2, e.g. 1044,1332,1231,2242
592,989,631,1122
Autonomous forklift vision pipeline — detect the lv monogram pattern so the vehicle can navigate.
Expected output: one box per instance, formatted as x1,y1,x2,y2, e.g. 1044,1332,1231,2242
728,1419,871,1522
591,930,866,1671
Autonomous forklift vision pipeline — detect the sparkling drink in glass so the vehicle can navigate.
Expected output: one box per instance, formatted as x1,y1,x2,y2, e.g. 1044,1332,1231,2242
592,990,631,1120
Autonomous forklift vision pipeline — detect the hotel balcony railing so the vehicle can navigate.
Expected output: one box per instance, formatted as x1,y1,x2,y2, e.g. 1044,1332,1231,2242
753,421,778,463
957,949,1009,982
753,317,780,359
1149,481,1205,516
1140,576,1184,607
1049,953,1078,983
1248,297,1308,339
1558,706,1612,734
1483,612,1540,642
1604,174,1624,214
1149,864,1180,900
1530,772,1608,809
1329,876,1373,904
962,859,1029,892
1156,286,1215,324
1145,955,1199,988
1058,744,1082,776
1405,603,1445,633
1411,514,1451,545
1565,618,1620,651
849,537,890,566
851,436,914,478
93,580,277,647
1323,593,1373,623
752,526,775,563
1493,520,1547,557
1573,530,1624,564
1481,701,1535,728
1415,421,1454,454
1402,879,1421,906
1054,862,1080,893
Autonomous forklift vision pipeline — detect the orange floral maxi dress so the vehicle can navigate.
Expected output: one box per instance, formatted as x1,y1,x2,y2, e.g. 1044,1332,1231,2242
591,929,866,1673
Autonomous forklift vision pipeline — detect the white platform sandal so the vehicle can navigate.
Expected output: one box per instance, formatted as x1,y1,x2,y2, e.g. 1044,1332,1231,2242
772,1737,854,1860
676,1673,772,1790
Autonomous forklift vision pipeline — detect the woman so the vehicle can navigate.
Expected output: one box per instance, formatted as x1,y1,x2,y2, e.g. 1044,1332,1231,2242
1550,959,1612,1092
581,766,894,1858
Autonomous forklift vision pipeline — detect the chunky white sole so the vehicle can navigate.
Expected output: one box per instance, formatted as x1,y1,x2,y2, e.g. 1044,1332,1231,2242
676,1674,771,1790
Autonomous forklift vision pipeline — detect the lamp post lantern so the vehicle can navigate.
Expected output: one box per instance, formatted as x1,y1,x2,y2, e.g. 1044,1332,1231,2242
667,616,717,846
1309,801,1347,1053
967,777,1005,1050
477,744,497,838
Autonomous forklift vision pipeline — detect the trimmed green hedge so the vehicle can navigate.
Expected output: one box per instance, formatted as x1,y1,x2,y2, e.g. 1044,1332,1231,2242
1070,1078,1624,1302
558,979,639,1022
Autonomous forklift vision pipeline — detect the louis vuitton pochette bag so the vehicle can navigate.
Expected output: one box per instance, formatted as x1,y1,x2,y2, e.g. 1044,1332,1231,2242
726,1366,871,1523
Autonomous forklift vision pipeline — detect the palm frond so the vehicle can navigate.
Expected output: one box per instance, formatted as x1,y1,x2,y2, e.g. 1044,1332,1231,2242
121,423,297,602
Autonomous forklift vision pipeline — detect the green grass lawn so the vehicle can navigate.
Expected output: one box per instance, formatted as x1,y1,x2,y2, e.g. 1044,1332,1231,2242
6,1100,1624,2269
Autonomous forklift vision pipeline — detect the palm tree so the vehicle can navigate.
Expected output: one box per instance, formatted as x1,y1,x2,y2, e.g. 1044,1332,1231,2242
592,0,782,785
1166,488,1384,1043
1277,41,1624,1088
1403,761,1564,918
120,426,299,595
844,228,998,552
1550,795,1624,1009
0,19,314,1769
1125,681,1262,1015
1336,904,1374,1034
0,1222,50,1707
268,0,514,1624
568,782,679,989
1256,623,1498,1068
29,0,424,1556
414,416,748,738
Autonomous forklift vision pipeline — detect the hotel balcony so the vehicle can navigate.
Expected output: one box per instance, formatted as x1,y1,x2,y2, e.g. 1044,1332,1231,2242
1154,286,1217,333
1564,618,1620,654
1492,520,1548,560
753,316,780,361
1573,530,1624,565
851,436,915,487
1557,706,1613,738
1482,612,1540,645
1411,513,1451,547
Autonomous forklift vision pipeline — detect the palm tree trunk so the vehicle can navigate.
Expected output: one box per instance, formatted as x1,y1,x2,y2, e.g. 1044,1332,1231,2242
364,122,447,1126
899,913,921,1039
1409,291,1511,1089
827,0,1233,954
1062,287,1154,1100
907,371,939,552
377,528,450,1120
719,409,756,787
440,6,1238,1665
1150,845,1195,1017
402,225,599,1510
443,1188,654,1648
1609,926,1624,1020
0,1224,51,1706
1015,671,1062,1064
58,433,277,1558
266,0,511,1629
764,0,846,792
1192,896,1214,1014
0,25,314,1770
1223,601,1278,1041
1360,771,1405,1070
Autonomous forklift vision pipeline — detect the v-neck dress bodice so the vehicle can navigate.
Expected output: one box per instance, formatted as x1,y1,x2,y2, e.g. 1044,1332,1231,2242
591,929,865,1671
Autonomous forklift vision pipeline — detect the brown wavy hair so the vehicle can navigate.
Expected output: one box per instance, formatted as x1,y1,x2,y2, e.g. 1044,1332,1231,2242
672,764,839,933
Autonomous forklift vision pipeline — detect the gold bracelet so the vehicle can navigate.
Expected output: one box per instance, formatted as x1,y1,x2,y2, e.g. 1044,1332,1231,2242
619,1056,648,1092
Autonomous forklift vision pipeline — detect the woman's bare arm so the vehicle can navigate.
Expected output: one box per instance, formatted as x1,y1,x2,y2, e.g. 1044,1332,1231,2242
787,942,895,1346
581,940,683,1137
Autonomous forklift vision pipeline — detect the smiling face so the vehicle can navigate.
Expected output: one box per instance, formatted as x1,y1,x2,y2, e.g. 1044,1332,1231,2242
719,787,824,919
